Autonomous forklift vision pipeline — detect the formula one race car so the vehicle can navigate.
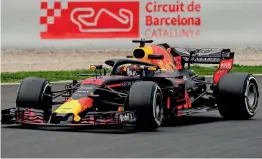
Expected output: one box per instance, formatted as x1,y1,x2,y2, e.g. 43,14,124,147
1,39,260,131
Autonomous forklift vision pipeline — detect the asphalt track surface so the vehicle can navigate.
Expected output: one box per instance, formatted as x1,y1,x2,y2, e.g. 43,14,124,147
1,76,262,158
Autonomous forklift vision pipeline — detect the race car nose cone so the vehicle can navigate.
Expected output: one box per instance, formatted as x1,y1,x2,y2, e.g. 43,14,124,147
55,100,82,114
50,113,75,124
54,100,82,122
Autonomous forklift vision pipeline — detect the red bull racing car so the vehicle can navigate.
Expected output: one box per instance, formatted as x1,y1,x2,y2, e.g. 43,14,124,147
1,39,260,131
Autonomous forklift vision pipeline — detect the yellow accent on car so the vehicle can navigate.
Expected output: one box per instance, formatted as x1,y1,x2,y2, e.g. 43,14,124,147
133,46,153,62
73,115,81,122
55,100,82,122
90,65,96,70
118,106,124,112
89,92,94,96
148,67,157,71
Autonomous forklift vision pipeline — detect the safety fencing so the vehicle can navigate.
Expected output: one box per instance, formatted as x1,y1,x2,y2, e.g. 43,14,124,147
2,0,262,49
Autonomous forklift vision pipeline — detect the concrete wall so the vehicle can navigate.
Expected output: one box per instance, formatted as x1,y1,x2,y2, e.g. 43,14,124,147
2,0,262,49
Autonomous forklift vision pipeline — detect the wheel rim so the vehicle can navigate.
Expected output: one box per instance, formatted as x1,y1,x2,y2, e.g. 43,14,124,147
247,83,258,109
152,88,163,126
155,93,162,120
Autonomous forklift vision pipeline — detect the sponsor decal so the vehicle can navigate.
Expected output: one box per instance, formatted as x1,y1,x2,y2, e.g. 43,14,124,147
144,0,202,38
118,112,136,123
81,79,104,85
184,48,220,55
219,60,233,70
121,80,140,87
40,0,140,39
183,57,221,62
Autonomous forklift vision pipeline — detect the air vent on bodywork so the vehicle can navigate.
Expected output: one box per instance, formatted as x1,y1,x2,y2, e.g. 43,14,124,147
133,49,145,58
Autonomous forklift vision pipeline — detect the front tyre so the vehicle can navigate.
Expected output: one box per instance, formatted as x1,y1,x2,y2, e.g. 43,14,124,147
16,77,52,121
216,73,259,119
128,81,163,131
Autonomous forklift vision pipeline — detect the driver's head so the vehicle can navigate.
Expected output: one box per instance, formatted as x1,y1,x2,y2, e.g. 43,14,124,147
118,64,139,76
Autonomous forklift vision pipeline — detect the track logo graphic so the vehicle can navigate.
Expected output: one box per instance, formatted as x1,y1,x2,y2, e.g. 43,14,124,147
40,0,139,39
71,8,134,33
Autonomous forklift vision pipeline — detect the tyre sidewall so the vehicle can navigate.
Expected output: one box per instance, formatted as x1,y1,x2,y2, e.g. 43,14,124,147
243,75,259,116
151,84,163,126
16,77,52,110
217,73,259,119
128,81,164,130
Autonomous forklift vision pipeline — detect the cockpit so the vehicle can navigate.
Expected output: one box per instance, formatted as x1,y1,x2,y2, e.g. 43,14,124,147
115,64,157,77
116,64,139,76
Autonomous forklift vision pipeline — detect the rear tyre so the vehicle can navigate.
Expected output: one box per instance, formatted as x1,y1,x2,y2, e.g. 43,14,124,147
216,73,259,119
128,81,163,131
16,77,52,121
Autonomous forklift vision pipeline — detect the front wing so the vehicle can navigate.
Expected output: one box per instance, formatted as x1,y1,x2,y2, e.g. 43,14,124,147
1,108,138,128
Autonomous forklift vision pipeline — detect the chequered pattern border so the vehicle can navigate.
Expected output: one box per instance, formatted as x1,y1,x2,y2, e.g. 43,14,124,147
40,0,69,31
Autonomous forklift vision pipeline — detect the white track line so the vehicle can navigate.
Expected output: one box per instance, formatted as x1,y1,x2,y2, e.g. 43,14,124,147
205,74,262,77
1,80,72,86
1,74,262,86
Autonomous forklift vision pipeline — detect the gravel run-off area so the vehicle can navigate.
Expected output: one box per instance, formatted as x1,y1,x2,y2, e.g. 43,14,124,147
1,47,262,72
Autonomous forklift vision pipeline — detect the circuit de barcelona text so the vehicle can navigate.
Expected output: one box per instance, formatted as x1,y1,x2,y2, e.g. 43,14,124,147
144,1,201,38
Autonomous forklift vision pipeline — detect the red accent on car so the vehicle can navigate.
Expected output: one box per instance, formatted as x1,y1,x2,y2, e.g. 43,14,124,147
78,97,94,111
106,83,122,88
150,45,178,71
173,56,182,70
167,97,171,109
213,58,234,84
81,78,104,85
176,91,192,110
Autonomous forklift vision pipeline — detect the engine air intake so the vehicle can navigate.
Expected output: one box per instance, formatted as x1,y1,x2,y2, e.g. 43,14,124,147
133,49,145,58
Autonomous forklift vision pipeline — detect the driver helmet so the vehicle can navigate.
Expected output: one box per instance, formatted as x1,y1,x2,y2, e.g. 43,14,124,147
118,64,140,76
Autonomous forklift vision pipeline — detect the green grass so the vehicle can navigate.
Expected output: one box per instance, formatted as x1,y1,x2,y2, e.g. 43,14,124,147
1,65,262,83
192,64,262,75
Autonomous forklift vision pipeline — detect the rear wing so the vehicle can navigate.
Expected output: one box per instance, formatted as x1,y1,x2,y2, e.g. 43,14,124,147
171,47,234,65
171,47,235,84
